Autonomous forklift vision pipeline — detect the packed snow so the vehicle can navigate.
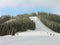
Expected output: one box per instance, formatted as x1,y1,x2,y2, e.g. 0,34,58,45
29,16,60,36
0,16,60,45
0,36,60,45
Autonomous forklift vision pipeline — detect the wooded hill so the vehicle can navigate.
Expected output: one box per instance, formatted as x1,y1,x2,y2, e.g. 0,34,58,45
38,12,60,33
0,12,60,36
0,13,36,36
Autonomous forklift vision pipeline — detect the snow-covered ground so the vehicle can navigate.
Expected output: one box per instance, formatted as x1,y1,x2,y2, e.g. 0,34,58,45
0,36,60,45
29,16,53,31
29,16,60,36
4,19,16,24
0,16,60,45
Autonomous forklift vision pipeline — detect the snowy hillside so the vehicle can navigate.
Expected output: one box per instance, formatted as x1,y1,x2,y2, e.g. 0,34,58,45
15,16,60,36
29,16,54,32
0,16,60,45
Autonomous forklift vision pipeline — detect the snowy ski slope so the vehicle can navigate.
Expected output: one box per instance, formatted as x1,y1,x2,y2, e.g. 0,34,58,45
0,16,60,45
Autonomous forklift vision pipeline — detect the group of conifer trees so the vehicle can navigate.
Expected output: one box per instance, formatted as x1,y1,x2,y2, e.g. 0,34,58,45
0,12,60,36
38,12,60,33
0,14,36,36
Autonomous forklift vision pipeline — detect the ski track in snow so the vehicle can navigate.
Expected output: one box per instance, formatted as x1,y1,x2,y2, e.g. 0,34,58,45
29,16,53,31
29,16,60,36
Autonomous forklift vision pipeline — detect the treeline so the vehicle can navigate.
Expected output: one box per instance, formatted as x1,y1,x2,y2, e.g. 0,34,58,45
0,12,60,36
0,15,13,24
38,12,60,33
0,13,36,36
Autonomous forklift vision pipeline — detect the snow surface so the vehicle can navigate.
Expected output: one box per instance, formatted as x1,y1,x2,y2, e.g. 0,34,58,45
29,16,60,36
0,16,60,45
29,16,56,32
0,36,60,45
4,19,16,23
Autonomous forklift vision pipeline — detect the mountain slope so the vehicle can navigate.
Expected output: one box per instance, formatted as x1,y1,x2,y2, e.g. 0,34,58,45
15,16,60,36
29,16,53,32
0,16,60,45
